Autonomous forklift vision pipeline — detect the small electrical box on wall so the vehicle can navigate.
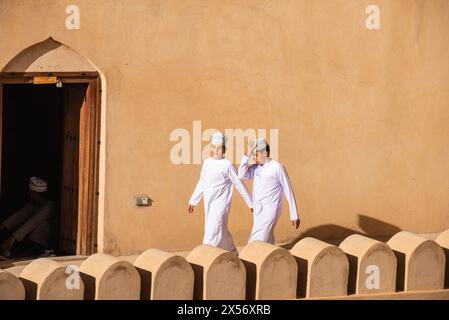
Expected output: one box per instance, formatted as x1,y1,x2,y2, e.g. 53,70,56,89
134,195,152,207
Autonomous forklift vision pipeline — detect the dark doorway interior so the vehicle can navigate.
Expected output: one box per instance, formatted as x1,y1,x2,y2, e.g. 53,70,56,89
1,84,64,213
1,83,86,256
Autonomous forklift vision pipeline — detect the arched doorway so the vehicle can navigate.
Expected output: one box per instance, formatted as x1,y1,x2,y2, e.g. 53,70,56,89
0,37,101,256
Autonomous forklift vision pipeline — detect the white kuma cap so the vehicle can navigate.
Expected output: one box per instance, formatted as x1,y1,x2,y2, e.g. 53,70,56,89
29,177,48,193
256,138,268,151
211,132,227,147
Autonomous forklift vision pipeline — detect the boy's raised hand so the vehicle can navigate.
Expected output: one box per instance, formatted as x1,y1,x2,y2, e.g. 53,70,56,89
247,139,257,156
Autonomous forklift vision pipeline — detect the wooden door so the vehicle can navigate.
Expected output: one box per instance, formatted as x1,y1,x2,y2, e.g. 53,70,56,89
0,73,101,256
60,83,86,254
0,84,2,197
77,78,100,255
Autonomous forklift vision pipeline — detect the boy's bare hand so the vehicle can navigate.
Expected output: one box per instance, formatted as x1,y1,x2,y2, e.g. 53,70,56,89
291,219,300,229
248,140,257,156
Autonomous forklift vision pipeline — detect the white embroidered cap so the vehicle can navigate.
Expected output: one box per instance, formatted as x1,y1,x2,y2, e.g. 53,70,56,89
256,138,268,151
29,177,48,193
211,132,227,147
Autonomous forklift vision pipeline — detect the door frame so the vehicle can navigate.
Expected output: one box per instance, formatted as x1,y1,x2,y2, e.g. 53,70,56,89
0,71,101,255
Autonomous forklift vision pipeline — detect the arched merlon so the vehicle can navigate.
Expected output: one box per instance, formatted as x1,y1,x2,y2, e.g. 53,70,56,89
239,241,297,300
0,270,25,300
291,237,349,298
339,234,397,294
134,248,194,300
186,245,245,300
79,253,140,300
19,258,84,300
387,231,445,291
435,229,449,288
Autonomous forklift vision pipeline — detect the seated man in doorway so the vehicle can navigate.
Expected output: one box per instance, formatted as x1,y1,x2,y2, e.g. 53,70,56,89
0,177,57,258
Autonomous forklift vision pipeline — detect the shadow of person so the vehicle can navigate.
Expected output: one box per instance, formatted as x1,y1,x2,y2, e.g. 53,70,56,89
357,214,402,242
280,213,402,250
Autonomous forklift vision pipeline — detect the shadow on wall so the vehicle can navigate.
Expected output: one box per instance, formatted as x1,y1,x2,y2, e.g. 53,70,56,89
281,214,402,250
1,37,61,72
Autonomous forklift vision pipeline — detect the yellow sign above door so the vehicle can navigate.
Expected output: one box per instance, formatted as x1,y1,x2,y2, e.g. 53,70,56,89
33,76,58,84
